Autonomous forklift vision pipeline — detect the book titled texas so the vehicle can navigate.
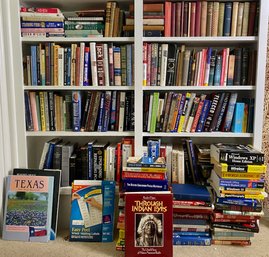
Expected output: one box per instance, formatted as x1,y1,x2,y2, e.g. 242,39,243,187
2,175,54,242
125,191,173,257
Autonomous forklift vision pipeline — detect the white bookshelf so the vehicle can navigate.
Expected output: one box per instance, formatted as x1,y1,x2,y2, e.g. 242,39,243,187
2,0,269,170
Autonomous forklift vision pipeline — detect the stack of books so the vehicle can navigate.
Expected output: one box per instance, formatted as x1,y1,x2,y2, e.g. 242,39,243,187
209,143,266,246
124,3,165,37
64,10,105,38
172,184,213,246
20,7,65,38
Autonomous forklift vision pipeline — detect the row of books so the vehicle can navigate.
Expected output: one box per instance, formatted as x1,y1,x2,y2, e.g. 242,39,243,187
144,92,254,134
143,43,256,87
23,42,134,86
20,3,128,38
208,143,265,245
38,137,134,187
25,90,134,132
163,1,259,37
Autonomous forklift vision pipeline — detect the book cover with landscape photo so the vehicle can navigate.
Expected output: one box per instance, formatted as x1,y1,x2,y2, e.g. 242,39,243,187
125,191,173,257
2,175,54,242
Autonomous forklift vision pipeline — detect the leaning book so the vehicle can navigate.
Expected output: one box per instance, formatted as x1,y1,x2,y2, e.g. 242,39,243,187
2,175,54,242
69,180,115,242
125,191,173,257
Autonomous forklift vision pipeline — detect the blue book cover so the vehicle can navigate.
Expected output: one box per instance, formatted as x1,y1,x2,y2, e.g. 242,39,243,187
83,47,90,86
223,2,232,36
72,91,82,131
87,140,96,180
2,175,54,242
196,99,211,132
173,231,210,237
215,92,230,131
110,91,117,130
21,21,64,28
126,44,133,86
231,102,245,132
102,91,112,132
216,197,259,207
70,180,115,242
66,47,71,86
31,45,37,85
172,184,211,202
122,179,169,192
173,235,211,246
173,93,186,132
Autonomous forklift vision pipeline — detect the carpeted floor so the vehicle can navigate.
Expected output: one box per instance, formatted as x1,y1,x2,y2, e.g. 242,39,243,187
0,218,269,257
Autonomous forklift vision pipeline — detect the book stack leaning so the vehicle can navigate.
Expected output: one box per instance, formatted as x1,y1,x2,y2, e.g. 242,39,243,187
171,183,213,246
208,143,266,246
118,153,173,257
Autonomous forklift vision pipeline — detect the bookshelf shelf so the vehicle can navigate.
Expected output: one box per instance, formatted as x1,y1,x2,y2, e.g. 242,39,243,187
24,86,135,91
142,86,255,91
21,37,135,43
142,132,254,138
26,131,135,137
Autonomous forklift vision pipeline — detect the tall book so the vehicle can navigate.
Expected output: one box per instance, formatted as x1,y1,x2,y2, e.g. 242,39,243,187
2,175,54,242
13,168,61,240
125,191,173,257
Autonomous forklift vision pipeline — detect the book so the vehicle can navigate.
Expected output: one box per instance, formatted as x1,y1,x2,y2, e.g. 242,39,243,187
2,175,54,242
210,143,264,165
13,169,61,240
125,191,173,257
127,156,166,168
173,235,211,246
69,180,115,242
172,184,211,202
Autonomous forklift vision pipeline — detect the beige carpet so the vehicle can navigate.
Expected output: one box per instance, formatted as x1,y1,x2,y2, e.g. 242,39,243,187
0,218,269,257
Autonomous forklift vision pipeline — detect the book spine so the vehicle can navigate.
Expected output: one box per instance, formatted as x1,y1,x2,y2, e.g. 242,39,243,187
122,179,168,192
72,91,81,131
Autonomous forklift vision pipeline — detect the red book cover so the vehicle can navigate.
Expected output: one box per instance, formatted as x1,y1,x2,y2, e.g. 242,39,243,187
175,2,182,36
125,192,173,257
164,2,172,37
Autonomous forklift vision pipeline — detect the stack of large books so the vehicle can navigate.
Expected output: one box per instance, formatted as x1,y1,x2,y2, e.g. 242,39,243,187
209,143,266,246
172,184,213,246
64,10,105,38
20,7,65,38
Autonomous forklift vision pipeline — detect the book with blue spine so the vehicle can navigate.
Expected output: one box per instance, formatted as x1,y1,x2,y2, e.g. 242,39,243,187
173,235,211,245
173,231,210,237
122,178,169,192
213,55,222,86
65,47,71,86
172,184,211,202
97,92,105,132
215,92,230,131
126,44,133,86
173,93,186,132
196,99,211,132
102,91,112,132
83,47,90,86
223,2,232,36
110,91,117,130
231,102,245,132
21,21,64,28
31,45,37,85
215,196,259,207
72,91,82,131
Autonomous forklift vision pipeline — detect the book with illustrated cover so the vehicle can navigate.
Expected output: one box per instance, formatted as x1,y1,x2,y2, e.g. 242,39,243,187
210,143,264,165
2,175,54,242
13,168,61,240
69,180,115,242
125,191,173,257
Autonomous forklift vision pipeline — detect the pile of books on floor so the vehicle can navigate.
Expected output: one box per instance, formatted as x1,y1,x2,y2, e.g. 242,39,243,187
172,183,213,246
20,7,65,38
208,143,266,246
116,145,170,251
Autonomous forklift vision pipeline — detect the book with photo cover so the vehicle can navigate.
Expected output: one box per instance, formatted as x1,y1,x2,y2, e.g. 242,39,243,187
210,143,264,165
69,180,115,242
2,175,54,242
125,191,173,257
13,168,61,240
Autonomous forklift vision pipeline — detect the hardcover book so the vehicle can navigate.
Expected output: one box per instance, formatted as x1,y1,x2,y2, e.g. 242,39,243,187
125,191,173,257
69,180,115,242
13,168,61,240
2,175,54,242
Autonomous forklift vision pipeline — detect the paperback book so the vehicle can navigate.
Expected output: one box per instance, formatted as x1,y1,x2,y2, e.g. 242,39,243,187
69,180,115,242
2,175,54,242
125,191,173,257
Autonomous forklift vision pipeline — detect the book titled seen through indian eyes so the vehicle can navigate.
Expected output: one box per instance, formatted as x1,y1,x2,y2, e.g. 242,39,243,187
125,191,173,257
2,175,54,242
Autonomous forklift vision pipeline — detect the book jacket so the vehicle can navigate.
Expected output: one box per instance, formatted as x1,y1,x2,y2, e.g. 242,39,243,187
125,191,173,257
2,175,54,242
69,180,115,242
